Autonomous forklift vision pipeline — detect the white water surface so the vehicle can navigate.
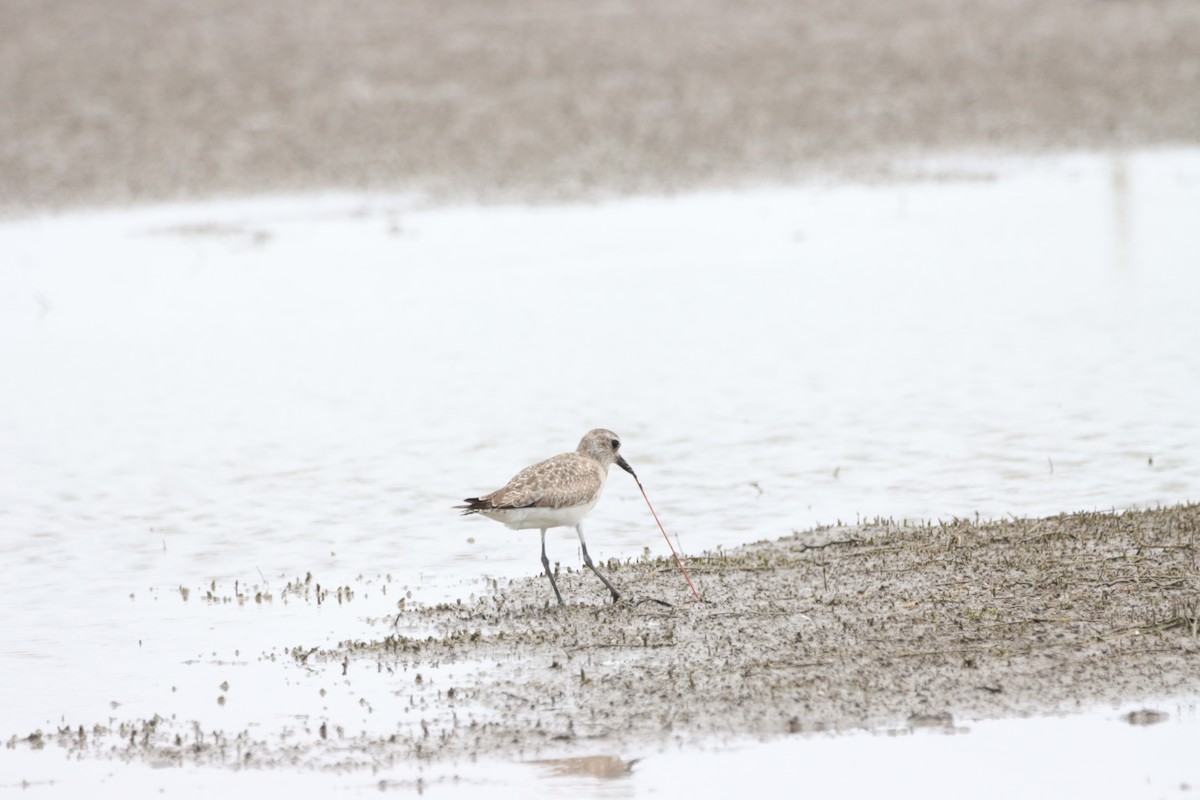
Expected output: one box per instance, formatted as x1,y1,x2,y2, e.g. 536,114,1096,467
1,149,1199,793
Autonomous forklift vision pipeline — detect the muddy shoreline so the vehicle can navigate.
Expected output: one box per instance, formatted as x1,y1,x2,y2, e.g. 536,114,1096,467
4,0,1200,213
14,505,1199,769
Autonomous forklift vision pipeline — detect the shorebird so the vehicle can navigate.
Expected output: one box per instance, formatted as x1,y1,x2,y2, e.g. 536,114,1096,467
456,429,635,605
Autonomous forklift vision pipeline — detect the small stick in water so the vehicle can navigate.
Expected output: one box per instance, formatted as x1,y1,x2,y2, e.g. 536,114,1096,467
630,473,701,602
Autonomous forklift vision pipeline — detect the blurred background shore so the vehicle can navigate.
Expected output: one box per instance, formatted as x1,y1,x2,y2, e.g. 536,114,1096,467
3,0,1199,213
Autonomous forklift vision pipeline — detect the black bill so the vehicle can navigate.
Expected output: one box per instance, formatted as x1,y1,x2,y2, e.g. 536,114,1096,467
616,454,637,477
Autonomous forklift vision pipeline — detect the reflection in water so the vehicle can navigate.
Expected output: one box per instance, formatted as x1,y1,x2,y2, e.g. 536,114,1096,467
905,711,963,733
530,754,638,780
1110,151,1131,272
1123,709,1169,726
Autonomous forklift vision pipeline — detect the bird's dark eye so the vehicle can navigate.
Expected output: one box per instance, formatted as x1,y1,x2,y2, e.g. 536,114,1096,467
610,439,620,450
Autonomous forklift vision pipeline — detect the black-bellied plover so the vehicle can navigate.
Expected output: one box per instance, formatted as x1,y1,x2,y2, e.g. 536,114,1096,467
457,428,635,605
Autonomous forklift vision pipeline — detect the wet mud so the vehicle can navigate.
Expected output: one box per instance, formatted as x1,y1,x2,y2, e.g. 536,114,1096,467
4,0,1200,212
11,504,1199,770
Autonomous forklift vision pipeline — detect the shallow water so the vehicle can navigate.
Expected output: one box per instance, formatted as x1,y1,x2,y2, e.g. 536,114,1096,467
626,700,1199,800
5,698,1197,798
2,149,1199,791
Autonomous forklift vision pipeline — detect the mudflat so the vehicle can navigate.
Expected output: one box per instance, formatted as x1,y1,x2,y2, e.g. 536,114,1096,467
19,505,1199,768
4,0,1198,775
3,0,1200,212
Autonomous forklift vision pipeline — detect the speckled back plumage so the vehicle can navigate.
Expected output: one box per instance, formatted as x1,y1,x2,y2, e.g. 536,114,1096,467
458,429,624,514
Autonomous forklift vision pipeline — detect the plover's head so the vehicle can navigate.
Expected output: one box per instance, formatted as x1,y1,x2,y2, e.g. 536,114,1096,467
577,428,636,477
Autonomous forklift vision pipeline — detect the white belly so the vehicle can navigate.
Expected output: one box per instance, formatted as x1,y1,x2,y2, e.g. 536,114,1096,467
481,497,600,531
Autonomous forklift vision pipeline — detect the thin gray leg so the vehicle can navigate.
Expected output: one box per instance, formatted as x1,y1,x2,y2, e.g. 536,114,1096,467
540,528,564,606
575,523,621,603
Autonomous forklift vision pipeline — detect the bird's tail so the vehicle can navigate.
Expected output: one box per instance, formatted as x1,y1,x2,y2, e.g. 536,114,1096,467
455,497,491,515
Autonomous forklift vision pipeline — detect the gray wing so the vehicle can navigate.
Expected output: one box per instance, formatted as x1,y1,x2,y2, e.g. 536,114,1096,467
480,453,601,509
